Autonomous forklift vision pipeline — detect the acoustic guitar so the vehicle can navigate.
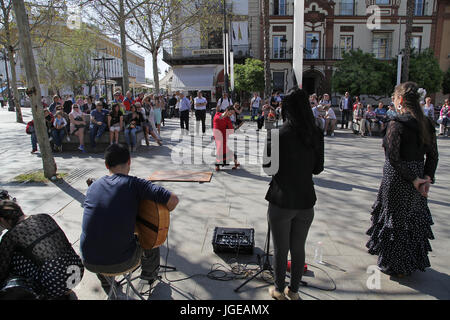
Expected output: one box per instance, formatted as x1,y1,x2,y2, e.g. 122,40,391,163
135,199,170,249
86,178,170,250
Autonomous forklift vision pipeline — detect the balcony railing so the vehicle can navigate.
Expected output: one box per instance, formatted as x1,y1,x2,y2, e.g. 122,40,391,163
271,47,293,60
163,45,250,61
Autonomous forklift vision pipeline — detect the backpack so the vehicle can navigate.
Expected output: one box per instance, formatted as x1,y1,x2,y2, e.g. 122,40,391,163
26,121,34,134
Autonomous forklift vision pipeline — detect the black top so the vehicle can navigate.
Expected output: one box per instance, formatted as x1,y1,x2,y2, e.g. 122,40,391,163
126,111,144,127
63,100,73,114
265,121,324,209
109,110,124,126
383,114,439,183
0,214,78,286
168,97,177,107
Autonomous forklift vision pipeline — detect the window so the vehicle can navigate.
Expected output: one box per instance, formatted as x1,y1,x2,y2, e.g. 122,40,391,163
208,29,222,49
305,33,320,59
340,0,354,15
414,0,425,16
372,33,391,59
273,36,287,59
273,0,286,16
411,36,422,52
272,71,285,92
340,35,353,57
375,0,390,4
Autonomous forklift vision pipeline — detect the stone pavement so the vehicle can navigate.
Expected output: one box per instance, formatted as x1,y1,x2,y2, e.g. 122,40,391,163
0,107,449,300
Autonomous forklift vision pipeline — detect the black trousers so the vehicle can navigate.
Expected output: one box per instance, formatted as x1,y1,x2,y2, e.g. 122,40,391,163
180,110,189,131
195,109,206,133
341,109,352,129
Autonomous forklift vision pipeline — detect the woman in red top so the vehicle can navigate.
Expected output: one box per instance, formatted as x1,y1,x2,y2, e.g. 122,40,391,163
213,106,240,171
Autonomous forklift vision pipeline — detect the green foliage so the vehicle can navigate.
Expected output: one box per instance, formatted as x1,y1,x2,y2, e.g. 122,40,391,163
441,67,450,95
331,49,395,96
408,48,443,94
234,58,265,94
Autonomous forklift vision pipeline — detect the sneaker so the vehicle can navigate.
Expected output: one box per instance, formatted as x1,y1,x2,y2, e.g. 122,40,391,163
269,286,287,300
66,136,71,142
157,140,162,146
324,131,327,136
31,149,37,154
331,133,335,137
78,145,86,153
284,287,300,300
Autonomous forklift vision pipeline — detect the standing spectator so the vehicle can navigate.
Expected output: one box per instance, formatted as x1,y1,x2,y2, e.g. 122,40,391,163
250,92,262,121
89,101,109,149
375,102,388,132
135,92,144,104
265,87,324,300
63,95,73,115
353,96,360,111
49,95,60,115
423,97,434,121
69,104,87,153
153,95,163,136
142,95,162,145
168,94,177,118
323,105,337,136
366,81,438,277
270,91,278,110
124,104,144,152
194,91,207,135
364,105,377,136
216,92,233,113
43,109,55,139
26,120,38,154
437,98,449,135
213,106,239,171
52,111,67,152
179,92,191,134
107,103,124,146
123,91,135,112
353,102,366,136
82,96,95,114
234,102,244,129
339,91,353,129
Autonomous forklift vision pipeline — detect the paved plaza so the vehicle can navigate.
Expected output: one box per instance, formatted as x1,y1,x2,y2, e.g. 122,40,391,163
0,107,449,300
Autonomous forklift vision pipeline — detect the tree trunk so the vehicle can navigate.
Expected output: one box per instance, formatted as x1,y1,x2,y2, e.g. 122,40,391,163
12,0,57,179
152,50,159,93
8,48,23,123
262,0,271,101
119,0,130,95
402,0,415,83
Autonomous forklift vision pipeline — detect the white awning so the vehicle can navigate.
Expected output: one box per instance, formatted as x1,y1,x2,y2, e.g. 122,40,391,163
171,67,215,92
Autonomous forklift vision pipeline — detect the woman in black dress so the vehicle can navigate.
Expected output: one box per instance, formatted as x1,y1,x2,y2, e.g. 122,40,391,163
366,82,439,277
265,87,324,300
0,200,84,299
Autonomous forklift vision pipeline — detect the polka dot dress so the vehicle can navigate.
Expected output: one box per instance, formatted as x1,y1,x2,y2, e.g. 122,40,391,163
366,159,435,275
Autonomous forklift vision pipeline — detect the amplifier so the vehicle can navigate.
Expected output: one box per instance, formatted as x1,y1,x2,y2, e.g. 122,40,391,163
212,227,255,254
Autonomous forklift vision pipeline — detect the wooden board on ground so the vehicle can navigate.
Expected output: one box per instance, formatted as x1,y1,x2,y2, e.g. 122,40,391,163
149,170,213,183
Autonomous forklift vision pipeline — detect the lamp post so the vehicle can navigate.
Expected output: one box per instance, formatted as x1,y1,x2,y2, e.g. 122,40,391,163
223,0,229,94
93,48,114,103
311,36,319,58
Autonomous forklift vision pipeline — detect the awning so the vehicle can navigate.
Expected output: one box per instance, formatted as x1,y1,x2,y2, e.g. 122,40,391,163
0,86,7,94
171,67,215,92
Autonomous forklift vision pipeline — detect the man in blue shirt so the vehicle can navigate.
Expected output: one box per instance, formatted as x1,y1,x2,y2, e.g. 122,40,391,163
179,92,191,134
90,101,109,148
81,144,179,294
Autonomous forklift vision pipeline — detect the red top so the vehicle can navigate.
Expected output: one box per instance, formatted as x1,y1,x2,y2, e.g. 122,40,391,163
123,97,135,111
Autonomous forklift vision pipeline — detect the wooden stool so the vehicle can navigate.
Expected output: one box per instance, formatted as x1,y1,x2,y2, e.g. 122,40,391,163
100,260,145,300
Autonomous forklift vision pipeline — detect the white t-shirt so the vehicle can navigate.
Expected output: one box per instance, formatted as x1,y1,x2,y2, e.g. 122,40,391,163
251,96,261,109
194,97,207,110
326,108,336,120
218,97,232,111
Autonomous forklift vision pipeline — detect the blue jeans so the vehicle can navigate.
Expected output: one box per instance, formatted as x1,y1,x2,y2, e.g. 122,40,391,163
31,132,37,150
251,107,259,121
52,129,66,147
124,126,141,146
89,123,107,147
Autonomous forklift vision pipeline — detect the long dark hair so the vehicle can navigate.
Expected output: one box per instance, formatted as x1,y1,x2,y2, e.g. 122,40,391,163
394,82,431,146
283,87,319,147
0,200,24,228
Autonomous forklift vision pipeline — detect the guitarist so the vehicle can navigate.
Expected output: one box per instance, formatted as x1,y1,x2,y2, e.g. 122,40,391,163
81,144,179,295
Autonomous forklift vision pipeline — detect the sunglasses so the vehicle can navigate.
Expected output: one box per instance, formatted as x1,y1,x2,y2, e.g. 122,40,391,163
73,106,79,109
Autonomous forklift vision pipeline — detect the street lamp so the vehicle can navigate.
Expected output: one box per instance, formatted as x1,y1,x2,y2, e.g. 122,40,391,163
93,48,114,103
223,0,229,94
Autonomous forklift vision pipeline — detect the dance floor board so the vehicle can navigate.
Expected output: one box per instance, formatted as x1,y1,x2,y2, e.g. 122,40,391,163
148,170,213,182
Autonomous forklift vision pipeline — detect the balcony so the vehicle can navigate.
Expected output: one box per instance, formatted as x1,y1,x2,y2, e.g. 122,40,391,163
162,45,250,65
303,47,349,60
271,47,293,60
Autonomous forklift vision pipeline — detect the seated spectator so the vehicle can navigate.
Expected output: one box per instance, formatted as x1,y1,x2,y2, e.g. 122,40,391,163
312,104,325,130
123,91,135,112
48,95,61,115
107,103,124,145
319,93,332,109
69,104,87,153
124,104,144,152
364,105,377,136
62,96,73,114
353,102,366,137
353,96,360,111
375,102,388,132
82,96,95,114
386,103,398,120
52,111,67,152
0,199,84,300
81,144,178,296
323,105,337,136
90,101,109,148
309,94,318,108
437,99,449,136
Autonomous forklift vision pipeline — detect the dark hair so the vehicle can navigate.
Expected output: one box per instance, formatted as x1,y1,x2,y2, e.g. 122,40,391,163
226,105,235,112
104,144,130,168
0,200,24,227
283,87,319,148
394,82,431,146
